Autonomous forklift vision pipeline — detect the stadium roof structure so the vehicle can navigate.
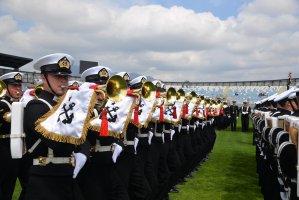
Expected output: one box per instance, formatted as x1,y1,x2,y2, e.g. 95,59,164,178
0,53,33,69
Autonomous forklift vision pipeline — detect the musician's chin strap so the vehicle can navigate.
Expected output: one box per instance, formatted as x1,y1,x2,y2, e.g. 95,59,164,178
44,73,60,97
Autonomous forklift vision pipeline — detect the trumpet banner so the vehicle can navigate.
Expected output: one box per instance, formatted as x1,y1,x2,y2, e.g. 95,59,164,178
35,89,97,145
171,101,183,124
89,96,135,137
182,102,196,120
130,97,156,128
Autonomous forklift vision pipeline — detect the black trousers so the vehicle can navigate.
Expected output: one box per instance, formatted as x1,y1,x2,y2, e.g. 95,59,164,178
0,144,31,200
230,116,237,131
241,115,249,132
78,151,129,200
116,150,152,200
26,174,84,200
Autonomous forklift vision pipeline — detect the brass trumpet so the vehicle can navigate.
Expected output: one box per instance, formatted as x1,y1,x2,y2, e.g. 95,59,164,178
96,75,128,103
34,85,44,97
166,87,177,105
128,81,156,102
176,89,185,103
0,80,7,98
186,91,197,104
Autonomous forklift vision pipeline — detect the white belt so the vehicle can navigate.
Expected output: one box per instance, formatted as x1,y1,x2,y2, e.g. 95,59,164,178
155,132,163,137
163,129,171,134
0,134,10,139
181,126,188,129
189,125,195,128
124,140,135,146
33,156,75,166
95,145,112,152
138,133,148,138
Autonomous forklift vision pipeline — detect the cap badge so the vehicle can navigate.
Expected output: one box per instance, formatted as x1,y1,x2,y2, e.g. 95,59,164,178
14,73,22,81
141,77,146,84
72,81,79,87
156,82,161,88
123,73,130,81
58,57,71,69
99,68,109,78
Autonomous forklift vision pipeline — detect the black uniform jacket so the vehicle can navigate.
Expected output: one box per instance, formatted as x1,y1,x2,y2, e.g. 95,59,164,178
24,90,90,176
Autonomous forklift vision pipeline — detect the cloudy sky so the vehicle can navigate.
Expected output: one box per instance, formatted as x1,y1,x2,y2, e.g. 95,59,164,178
0,0,298,82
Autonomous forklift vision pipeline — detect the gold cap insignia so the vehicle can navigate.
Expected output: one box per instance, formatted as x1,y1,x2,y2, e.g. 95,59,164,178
58,57,71,69
156,82,161,88
72,81,79,87
99,68,109,78
141,77,146,84
14,73,22,81
123,73,130,81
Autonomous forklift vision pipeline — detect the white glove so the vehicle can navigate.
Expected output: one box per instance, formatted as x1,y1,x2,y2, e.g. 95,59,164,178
236,117,239,120
112,143,123,163
170,129,175,141
72,152,87,179
195,121,199,127
228,115,231,118
186,125,189,132
162,133,165,144
148,131,153,145
134,137,139,155
178,124,182,133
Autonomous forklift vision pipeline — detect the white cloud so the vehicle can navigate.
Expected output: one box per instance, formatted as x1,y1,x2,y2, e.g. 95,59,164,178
0,0,298,82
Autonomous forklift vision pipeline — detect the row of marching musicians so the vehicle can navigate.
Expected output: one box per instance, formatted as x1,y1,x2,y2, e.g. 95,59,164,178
252,85,299,200
0,53,217,200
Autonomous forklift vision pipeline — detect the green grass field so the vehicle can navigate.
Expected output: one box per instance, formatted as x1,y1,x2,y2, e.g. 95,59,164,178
13,119,263,200
170,119,263,200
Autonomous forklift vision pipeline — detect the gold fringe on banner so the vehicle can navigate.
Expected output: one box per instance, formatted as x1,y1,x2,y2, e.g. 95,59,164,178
35,92,97,145
88,97,136,139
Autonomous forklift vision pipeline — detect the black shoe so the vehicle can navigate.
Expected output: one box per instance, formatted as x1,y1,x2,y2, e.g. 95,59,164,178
170,186,180,193
186,173,193,178
177,178,187,185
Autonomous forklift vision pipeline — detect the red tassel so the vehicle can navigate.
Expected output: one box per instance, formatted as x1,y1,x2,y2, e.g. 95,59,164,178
29,89,35,96
89,84,99,91
159,105,164,122
133,105,139,125
156,92,160,98
195,105,199,116
127,89,133,96
220,108,224,115
173,105,177,119
69,86,79,90
100,109,108,136
182,103,188,118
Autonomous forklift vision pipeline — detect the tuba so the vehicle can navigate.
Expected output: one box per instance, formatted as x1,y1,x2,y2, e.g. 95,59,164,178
0,80,7,98
106,75,128,102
